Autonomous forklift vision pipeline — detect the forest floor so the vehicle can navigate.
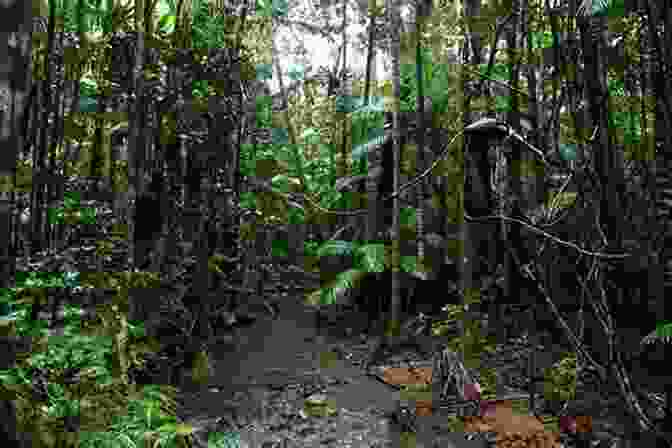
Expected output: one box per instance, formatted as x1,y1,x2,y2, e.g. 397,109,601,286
176,291,409,447
170,281,668,448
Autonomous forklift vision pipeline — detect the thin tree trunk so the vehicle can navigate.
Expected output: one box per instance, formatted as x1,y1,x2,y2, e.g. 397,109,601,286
414,0,430,287
388,0,402,338
128,0,147,329
460,0,482,370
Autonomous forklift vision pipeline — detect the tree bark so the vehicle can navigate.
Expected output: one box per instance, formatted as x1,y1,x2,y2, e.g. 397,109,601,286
387,0,402,339
0,1,32,445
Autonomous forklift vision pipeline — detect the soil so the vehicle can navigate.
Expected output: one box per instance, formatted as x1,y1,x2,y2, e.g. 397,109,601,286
176,293,410,447
160,287,670,447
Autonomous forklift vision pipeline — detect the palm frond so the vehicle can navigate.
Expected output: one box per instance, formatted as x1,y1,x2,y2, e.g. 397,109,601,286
304,269,369,307
577,0,616,16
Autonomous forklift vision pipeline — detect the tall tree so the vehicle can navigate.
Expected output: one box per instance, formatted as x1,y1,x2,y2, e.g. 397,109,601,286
30,0,59,255
460,0,483,369
386,0,402,338
363,0,380,243
338,0,350,234
362,0,377,104
414,0,430,280
576,5,663,441
130,0,147,269
0,2,32,445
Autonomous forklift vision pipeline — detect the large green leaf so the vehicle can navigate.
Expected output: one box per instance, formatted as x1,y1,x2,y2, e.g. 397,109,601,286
78,95,98,113
157,13,175,33
316,240,355,258
558,143,577,162
352,129,387,163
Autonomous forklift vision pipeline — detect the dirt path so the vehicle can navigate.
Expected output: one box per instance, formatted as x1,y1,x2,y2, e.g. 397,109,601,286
209,295,400,411
175,294,421,447
171,291,665,448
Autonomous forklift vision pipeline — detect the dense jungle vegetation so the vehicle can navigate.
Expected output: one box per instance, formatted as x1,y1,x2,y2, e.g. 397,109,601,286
0,0,672,446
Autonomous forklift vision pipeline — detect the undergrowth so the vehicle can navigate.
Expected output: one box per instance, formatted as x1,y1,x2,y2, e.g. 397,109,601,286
0,269,232,448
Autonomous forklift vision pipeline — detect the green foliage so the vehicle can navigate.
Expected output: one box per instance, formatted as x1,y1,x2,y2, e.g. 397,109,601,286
608,76,626,96
654,322,672,342
272,128,289,145
209,431,242,448
399,47,435,111
48,0,94,34
14,159,33,192
236,48,463,230
78,94,98,113
48,192,98,225
304,239,321,257
44,0,138,35
306,237,431,308
435,289,496,366
352,127,387,171
79,77,98,97
578,0,625,17
305,268,365,307
399,207,417,227
356,243,388,273
609,110,641,145
190,350,213,386
78,383,186,448
157,12,176,35
444,319,495,365
476,366,497,396
397,48,460,121
256,0,288,17
478,63,510,83
316,239,356,258
192,79,210,98
208,254,227,274
256,63,273,81
0,272,184,447
5,331,113,377
445,414,464,432
542,352,577,404
557,143,577,162
529,31,563,49
271,238,290,257
427,64,454,116
351,98,386,171
641,321,672,346
192,0,233,49
545,191,577,210
336,95,364,114
300,127,320,145
112,159,129,190
305,241,380,307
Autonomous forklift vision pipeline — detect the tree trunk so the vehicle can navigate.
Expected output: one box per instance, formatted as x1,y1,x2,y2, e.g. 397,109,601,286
387,0,402,340
129,0,148,270
414,0,429,292
460,0,483,371
0,2,32,445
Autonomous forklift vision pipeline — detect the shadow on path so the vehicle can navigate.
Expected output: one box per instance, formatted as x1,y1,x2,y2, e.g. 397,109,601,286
176,295,408,444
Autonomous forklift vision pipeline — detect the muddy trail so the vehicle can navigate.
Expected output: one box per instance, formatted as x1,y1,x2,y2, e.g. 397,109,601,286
174,291,419,447
169,285,668,448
